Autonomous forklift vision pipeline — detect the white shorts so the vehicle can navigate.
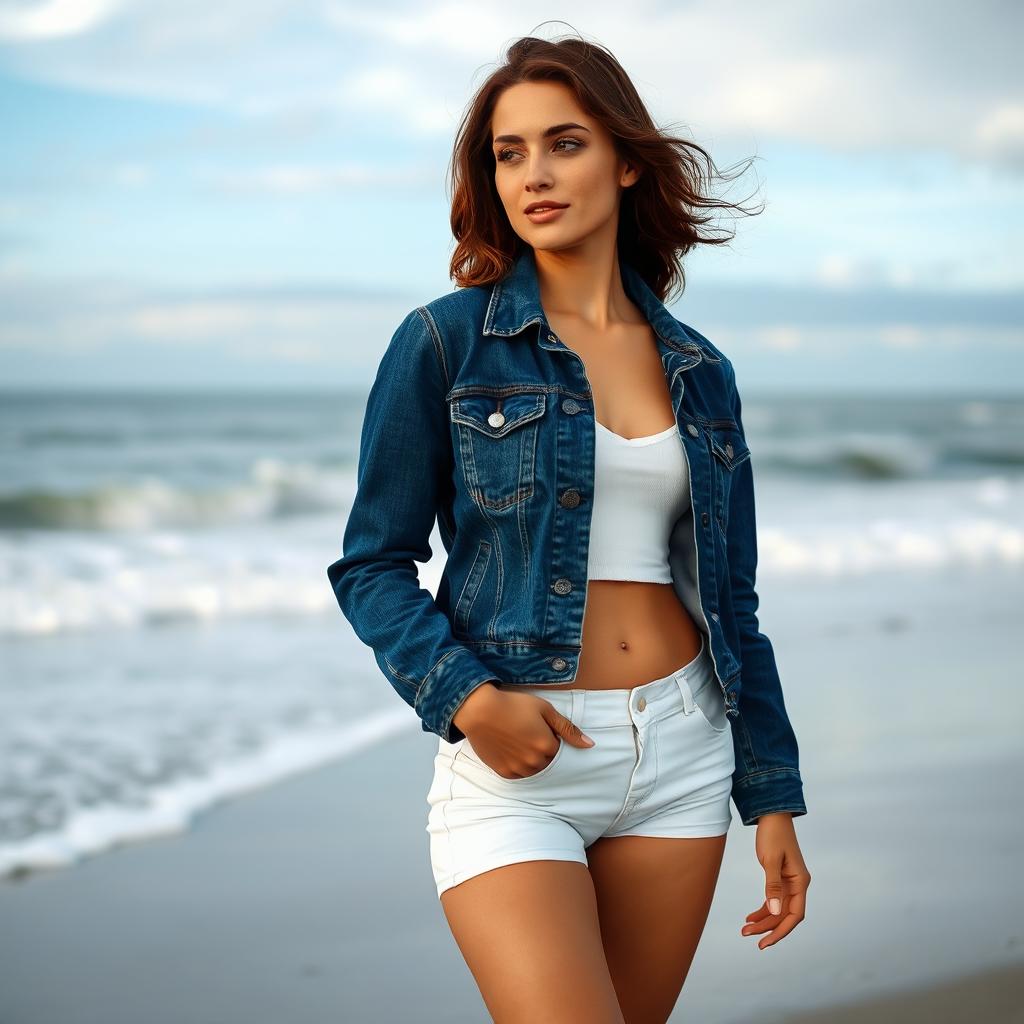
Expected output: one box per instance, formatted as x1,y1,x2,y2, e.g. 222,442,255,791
425,638,735,899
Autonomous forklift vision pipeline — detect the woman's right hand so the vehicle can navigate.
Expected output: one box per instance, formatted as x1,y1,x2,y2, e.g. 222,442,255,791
452,684,595,780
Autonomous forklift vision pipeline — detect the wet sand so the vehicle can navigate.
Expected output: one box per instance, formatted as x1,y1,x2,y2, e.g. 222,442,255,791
2,565,1021,1022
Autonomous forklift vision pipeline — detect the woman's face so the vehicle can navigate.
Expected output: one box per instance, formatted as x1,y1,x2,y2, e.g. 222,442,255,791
490,80,638,254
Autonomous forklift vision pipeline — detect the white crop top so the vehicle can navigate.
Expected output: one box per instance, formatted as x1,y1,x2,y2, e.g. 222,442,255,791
586,419,691,584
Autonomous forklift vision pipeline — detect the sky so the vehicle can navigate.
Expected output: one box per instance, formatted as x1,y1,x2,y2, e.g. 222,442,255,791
0,0,1021,393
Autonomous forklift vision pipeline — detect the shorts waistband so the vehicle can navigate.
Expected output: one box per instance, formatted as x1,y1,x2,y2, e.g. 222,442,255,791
498,637,717,729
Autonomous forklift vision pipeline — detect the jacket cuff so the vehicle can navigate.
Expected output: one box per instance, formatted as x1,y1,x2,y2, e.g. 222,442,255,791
732,767,807,827
414,647,500,743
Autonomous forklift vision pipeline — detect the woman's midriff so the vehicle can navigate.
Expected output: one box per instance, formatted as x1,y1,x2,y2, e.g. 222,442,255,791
542,579,705,691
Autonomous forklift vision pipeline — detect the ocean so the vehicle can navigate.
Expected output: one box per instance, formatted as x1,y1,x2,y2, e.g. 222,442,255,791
1,388,1022,880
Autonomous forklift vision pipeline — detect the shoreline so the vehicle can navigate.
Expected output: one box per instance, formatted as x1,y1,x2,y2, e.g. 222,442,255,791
778,959,1024,1023
3,563,1022,1021
2,718,1021,1022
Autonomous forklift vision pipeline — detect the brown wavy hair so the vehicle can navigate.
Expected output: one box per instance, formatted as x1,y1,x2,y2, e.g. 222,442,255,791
448,30,764,304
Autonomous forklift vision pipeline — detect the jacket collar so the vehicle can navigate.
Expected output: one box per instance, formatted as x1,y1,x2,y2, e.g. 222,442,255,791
482,247,698,354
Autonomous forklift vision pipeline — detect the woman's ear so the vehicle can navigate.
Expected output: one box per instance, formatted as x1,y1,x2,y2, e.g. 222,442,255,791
620,160,642,188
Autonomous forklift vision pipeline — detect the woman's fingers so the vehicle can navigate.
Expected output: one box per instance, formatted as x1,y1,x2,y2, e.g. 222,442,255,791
741,902,777,936
540,702,595,748
757,890,806,949
741,889,807,948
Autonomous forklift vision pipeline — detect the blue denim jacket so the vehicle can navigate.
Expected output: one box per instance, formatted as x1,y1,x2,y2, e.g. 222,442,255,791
328,248,806,827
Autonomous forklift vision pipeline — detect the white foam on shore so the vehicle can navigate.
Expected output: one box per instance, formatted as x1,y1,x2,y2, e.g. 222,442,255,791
0,707,416,881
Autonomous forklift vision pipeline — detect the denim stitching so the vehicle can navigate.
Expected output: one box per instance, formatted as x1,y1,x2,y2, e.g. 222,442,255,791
736,766,801,784
419,646,470,701
442,744,458,887
453,539,490,634
483,503,503,642
415,305,450,391
382,654,418,691
744,805,805,826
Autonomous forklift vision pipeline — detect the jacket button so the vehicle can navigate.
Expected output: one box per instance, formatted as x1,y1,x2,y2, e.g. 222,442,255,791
552,577,573,595
551,657,568,671
725,441,734,458
686,423,699,437
710,611,720,622
487,411,506,428
701,512,709,526
559,488,581,508
561,398,582,415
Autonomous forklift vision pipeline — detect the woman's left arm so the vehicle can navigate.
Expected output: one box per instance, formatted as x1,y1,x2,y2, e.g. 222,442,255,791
722,360,811,946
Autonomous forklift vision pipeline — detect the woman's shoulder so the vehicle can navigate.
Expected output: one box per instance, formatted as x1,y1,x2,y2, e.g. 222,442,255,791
672,317,731,367
395,282,497,372
672,317,737,394
414,282,492,336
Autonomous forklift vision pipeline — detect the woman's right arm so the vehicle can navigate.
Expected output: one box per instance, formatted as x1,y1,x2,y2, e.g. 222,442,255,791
326,306,502,743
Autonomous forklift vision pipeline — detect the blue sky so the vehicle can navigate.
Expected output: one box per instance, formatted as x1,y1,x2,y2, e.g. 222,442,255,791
0,0,1021,392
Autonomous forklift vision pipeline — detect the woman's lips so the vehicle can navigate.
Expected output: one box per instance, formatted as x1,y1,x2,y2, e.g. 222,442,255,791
525,204,569,223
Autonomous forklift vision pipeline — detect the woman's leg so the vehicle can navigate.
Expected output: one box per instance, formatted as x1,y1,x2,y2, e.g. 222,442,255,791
440,858,626,1024
587,833,728,1023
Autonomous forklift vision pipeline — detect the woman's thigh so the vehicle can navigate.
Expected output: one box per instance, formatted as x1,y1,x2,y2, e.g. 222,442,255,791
440,859,626,1024
587,833,729,1023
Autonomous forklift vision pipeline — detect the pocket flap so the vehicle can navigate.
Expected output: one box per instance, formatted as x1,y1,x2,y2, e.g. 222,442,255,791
706,421,751,470
450,390,547,437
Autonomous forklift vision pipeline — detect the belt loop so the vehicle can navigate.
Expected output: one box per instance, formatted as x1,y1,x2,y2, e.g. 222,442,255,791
675,673,696,715
570,689,580,727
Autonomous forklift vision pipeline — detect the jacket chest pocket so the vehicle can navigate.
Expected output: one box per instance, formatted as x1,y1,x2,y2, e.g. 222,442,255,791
449,389,547,511
705,419,751,536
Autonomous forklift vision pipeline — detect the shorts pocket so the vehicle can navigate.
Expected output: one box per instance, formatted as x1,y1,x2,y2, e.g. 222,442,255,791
458,735,565,783
690,680,730,734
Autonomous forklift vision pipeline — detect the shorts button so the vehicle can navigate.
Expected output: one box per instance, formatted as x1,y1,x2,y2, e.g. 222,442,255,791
637,697,647,711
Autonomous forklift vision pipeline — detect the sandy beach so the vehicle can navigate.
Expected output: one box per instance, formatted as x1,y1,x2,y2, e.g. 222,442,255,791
782,960,1024,1023
3,560,1023,1022
1,719,1021,1023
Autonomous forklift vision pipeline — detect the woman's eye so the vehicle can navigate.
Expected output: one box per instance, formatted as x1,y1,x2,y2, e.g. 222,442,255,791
496,138,583,162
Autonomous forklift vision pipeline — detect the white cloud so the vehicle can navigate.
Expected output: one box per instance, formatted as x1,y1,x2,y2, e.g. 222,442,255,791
0,0,125,41
708,322,1024,355
816,254,888,289
196,160,437,194
0,0,1019,169
0,275,420,376
111,161,150,187
322,2,507,56
975,103,1024,166
758,326,804,351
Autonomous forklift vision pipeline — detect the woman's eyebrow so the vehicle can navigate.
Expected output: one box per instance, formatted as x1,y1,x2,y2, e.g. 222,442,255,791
492,123,591,145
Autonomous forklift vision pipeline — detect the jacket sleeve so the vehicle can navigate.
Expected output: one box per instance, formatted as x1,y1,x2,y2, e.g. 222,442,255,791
724,361,808,826
326,306,500,742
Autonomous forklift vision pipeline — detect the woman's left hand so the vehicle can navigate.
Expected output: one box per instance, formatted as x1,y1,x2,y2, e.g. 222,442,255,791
741,812,811,949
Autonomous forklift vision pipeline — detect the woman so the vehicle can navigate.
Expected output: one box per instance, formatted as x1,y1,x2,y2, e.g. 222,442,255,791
328,34,810,1023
